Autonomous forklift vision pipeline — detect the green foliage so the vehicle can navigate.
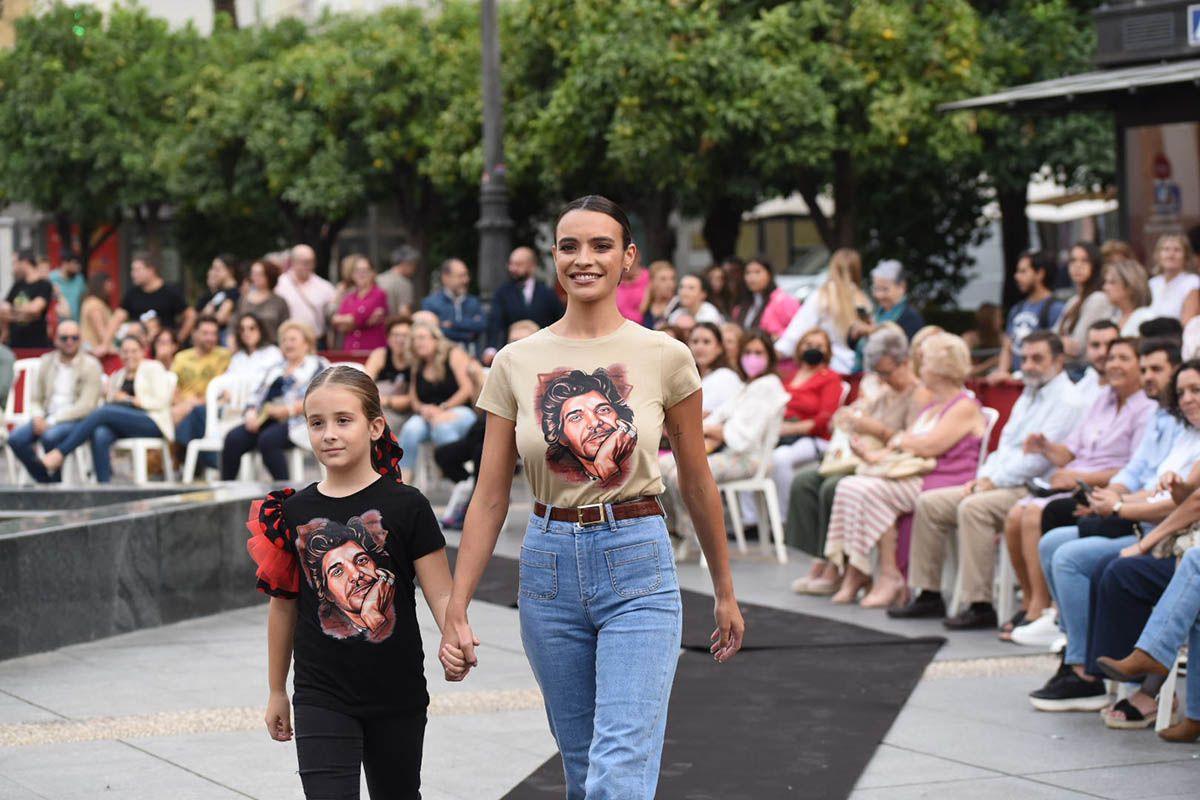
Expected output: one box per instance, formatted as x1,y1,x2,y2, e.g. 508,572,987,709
0,0,1117,303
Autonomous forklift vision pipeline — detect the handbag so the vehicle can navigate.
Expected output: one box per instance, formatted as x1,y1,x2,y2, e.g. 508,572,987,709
1149,520,1200,561
856,449,937,480
818,429,881,477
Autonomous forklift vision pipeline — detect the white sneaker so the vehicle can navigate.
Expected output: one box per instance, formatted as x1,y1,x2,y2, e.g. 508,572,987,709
1012,608,1060,648
443,477,475,519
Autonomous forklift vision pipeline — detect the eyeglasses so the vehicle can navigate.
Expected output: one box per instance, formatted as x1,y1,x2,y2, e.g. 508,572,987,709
58,335,80,342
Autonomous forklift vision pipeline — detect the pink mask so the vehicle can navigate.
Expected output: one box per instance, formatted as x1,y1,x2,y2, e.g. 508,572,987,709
740,353,769,379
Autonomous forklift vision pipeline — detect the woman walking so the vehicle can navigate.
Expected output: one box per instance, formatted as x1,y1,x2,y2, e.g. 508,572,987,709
439,196,744,799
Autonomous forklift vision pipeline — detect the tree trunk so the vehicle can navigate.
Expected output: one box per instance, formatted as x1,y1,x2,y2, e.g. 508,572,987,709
797,171,833,250
701,194,746,262
634,191,675,263
831,150,857,249
997,186,1029,310
213,0,238,28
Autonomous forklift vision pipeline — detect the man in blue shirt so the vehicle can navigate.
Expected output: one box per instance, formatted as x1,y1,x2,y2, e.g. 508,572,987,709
991,251,1064,380
892,331,1085,629
421,258,486,352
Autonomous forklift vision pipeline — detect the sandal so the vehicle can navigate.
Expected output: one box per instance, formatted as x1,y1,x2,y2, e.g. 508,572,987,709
997,610,1028,642
1102,698,1157,730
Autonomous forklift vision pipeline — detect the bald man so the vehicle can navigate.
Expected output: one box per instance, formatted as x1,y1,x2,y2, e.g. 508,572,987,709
484,246,564,358
275,243,337,338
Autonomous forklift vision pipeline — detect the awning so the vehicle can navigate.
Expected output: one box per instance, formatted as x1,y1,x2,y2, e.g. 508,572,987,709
939,59,1200,113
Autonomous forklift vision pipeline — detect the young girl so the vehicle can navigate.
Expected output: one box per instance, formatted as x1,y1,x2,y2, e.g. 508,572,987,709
247,365,463,799
440,195,745,798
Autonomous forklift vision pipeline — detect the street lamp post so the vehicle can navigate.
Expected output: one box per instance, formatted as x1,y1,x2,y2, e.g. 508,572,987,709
477,0,511,300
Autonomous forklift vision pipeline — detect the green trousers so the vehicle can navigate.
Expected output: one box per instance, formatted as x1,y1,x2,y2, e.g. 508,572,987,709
785,464,848,559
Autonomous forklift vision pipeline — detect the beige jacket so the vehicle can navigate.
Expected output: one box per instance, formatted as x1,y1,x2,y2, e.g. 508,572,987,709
30,351,104,424
108,359,175,439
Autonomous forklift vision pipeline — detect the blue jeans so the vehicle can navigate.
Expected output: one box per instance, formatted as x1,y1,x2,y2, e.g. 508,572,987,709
1040,526,1135,665
518,507,682,800
52,404,162,482
1137,547,1200,719
397,407,476,469
8,420,80,483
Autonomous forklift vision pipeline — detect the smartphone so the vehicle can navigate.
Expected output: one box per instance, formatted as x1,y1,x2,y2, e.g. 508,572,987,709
1024,477,1053,497
1073,479,1091,507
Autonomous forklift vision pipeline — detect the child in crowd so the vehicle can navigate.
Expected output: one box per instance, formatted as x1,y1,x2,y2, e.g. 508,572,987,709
247,365,465,798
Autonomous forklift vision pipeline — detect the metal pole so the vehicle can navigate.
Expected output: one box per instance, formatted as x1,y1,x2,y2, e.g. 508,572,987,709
477,0,512,300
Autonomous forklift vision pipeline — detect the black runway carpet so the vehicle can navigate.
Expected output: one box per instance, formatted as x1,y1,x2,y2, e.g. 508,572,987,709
447,548,943,799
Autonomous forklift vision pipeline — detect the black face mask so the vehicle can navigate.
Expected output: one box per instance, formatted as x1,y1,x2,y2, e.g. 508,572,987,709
801,348,825,366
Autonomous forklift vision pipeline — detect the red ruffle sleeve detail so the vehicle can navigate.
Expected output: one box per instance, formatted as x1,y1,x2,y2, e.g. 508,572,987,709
245,489,299,598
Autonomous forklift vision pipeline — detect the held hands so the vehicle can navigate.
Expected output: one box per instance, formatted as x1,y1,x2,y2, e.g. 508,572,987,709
1157,471,1184,497
1023,433,1049,455
438,616,480,682
264,690,293,742
710,597,745,664
962,477,995,498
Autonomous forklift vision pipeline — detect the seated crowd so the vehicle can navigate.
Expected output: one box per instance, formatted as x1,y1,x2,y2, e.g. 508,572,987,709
4,230,1200,744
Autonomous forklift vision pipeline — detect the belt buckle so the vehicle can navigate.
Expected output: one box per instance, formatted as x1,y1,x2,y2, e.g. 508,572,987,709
577,503,607,526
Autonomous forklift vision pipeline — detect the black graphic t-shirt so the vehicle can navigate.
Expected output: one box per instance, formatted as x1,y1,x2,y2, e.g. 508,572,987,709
282,477,446,717
5,279,53,348
121,284,188,330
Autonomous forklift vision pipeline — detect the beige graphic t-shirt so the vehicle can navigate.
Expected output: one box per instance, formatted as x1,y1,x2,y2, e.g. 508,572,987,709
476,321,702,508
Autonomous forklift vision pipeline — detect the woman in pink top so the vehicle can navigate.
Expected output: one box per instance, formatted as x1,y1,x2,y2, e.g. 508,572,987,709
823,333,984,609
331,255,389,351
734,258,800,338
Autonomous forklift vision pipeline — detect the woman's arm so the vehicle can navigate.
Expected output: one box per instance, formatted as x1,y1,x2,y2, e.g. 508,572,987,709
664,390,744,662
899,401,980,458
988,335,1014,382
363,347,386,380
1123,489,1200,557
215,298,235,328
265,596,297,741
442,348,475,408
440,414,519,671
1183,288,1200,327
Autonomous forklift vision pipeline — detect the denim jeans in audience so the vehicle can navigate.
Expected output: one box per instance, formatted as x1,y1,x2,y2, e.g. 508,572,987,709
1040,526,1136,666
7,420,80,483
174,404,217,472
221,420,293,480
1136,547,1200,719
397,407,476,470
49,404,162,482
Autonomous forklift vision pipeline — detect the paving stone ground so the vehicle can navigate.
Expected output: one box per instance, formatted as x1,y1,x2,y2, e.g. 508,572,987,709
1,483,1196,798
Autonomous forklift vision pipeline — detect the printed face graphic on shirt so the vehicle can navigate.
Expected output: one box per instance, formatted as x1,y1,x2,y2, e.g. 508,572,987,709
537,366,638,485
296,509,396,643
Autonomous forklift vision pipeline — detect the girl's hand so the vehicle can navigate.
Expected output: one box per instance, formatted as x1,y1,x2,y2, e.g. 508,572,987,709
710,597,745,664
439,616,480,680
265,690,292,741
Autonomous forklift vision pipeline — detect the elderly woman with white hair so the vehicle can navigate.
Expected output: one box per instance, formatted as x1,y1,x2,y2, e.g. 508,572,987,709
824,333,985,608
848,259,925,373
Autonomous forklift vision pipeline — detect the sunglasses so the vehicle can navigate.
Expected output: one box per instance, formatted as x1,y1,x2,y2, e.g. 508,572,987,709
58,335,80,342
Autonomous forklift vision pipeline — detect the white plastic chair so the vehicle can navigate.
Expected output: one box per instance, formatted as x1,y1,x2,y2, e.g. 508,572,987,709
181,373,255,482
839,380,851,406
1157,647,1187,732
112,372,178,484
948,406,1002,617
718,401,790,564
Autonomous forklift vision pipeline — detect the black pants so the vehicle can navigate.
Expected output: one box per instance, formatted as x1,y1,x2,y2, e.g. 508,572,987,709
433,416,485,483
221,420,293,480
294,704,426,799
1039,497,1083,535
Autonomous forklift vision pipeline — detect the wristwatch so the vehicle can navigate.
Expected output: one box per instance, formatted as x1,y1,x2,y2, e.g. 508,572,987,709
1112,501,1123,518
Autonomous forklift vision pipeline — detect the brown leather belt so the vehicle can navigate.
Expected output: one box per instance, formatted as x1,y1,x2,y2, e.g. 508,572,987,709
534,497,664,526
